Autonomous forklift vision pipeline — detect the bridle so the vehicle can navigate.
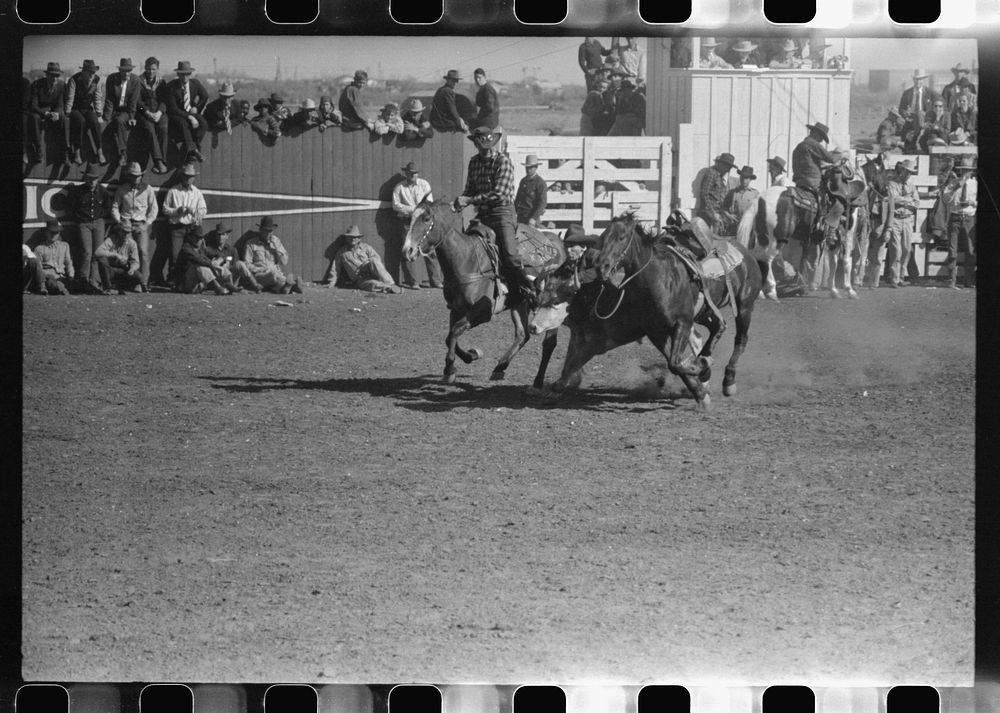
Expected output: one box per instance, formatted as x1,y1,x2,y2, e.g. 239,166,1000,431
593,224,653,320
413,208,438,258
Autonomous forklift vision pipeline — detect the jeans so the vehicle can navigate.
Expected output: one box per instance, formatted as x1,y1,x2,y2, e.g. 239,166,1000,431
136,113,168,162
943,214,976,286
149,224,189,285
76,219,105,286
121,221,150,287
69,109,102,153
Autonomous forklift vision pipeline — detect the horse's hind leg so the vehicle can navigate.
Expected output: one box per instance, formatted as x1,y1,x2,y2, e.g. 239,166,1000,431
443,311,472,384
530,328,558,391
723,305,753,397
490,305,530,381
650,323,710,410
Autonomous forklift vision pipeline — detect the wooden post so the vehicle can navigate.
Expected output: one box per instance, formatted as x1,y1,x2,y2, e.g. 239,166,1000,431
658,138,671,228
581,137,595,233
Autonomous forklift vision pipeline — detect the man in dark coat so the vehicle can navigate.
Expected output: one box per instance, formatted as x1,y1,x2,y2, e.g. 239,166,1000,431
66,163,113,292
102,57,141,165
203,82,237,134
472,68,500,130
898,69,937,127
791,122,836,199
578,37,611,91
162,60,209,162
696,152,736,232
950,93,977,143
430,69,468,133
27,62,70,165
64,59,106,165
941,62,976,111
338,70,374,131
514,154,548,226
135,57,169,175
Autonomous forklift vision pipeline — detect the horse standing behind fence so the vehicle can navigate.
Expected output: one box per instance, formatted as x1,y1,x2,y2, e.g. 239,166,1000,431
401,198,566,387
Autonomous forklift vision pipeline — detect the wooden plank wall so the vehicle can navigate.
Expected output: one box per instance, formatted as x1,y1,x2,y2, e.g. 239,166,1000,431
23,126,474,282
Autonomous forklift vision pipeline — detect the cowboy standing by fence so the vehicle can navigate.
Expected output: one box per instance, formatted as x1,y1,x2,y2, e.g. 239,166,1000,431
866,159,919,289
393,162,443,289
514,154,548,227
696,152,736,232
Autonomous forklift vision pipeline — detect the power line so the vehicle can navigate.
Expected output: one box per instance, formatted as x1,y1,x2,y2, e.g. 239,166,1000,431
423,38,532,82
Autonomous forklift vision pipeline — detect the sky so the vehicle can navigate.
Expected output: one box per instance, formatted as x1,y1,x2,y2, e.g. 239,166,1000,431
23,36,977,86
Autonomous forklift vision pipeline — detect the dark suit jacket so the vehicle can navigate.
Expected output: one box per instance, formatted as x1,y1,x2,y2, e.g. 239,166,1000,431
136,75,165,114
29,77,66,116
898,86,937,117
162,77,209,118
203,97,235,130
103,73,141,120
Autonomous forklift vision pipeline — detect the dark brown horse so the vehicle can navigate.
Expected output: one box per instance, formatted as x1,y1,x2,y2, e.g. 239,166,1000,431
402,198,566,387
534,216,760,409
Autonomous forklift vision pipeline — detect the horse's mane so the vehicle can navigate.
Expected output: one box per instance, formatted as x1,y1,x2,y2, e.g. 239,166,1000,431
611,212,676,258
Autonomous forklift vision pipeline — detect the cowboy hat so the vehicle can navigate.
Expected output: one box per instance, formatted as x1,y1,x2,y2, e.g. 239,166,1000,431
320,94,333,104
354,69,368,81
737,165,756,179
401,161,420,173
523,154,540,166
779,39,797,52
563,224,598,247
301,98,317,110
80,59,99,72
254,98,271,111
809,42,832,52
948,127,969,145
912,68,928,79
731,40,757,53
951,62,971,74
713,152,736,168
766,156,787,173
343,225,364,237
895,159,918,174
806,121,831,142
701,37,720,47
408,98,425,113
468,125,503,147
269,92,285,104
180,163,199,177
219,82,236,97
44,62,62,75
124,161,143,175
118,57,135,70
82,163,101,178
45,220,62,232
258,216,278,229
214,222,233,234
174,61,195,74
443,69,462,81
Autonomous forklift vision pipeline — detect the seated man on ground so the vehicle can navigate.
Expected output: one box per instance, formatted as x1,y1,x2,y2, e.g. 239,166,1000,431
32,220,75,294
94,223,141,294
176,226,231,295
242,216,303,294
333,225,401,294
23,243,47,295
202,222,252,292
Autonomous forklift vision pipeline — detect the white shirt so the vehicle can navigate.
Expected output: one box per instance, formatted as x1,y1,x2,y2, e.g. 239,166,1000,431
392,178,434,219
946,176,977,217
163,184,207,225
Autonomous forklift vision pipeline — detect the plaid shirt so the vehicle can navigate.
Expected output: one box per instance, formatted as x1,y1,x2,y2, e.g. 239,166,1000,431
463,150,515,208
698,169,729,213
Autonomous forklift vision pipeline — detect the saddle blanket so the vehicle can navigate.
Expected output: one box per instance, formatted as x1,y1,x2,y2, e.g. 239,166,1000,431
700,240,744,279
514,223,564,272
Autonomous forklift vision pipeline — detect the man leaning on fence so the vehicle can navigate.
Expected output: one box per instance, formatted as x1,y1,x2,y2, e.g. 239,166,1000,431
940,155,977,289
866,159,919,289
152,163,206,289
393,162,443,289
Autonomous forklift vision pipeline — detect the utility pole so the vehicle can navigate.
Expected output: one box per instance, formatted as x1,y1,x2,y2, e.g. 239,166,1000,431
275,56,282,82
213,57,218,75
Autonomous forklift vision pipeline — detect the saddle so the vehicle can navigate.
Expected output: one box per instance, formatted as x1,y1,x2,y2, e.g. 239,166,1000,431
664,218,741,322
466,220,565,308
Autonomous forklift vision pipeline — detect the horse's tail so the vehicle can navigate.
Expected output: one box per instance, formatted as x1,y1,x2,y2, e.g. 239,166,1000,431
735,198,759,249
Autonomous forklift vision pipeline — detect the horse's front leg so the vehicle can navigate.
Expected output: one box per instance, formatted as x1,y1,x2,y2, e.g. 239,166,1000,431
443,310,472,384
529,328,559,392
548,328,598,395
656,320,710,410
490,304,531,381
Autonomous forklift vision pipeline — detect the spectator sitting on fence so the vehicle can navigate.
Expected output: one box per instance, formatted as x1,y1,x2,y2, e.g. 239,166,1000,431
950,93,976,144
316,95,342,132
699,38,733,69
65,59,106,166
401,99,432,140
233,99,252,127
607,78,645,136
578,37,612,91
135,57,169,175
202,222,251,293
876,107,906,151
32,221,74,294
333,225,401,294
286,98,321,132
174,226,232,295
339,70,376,132
942,62,976,111
203,81,236,134
619,37,646,85
94,223,141,294
579,77,608,137
163,61,209,163
250,98,282,142
243,216,303,294
27,62,70,167
918,98,952,152
727,40,762,69
768,39,803,69
473,68,500,130
430,70,469,133
102,57,140,167
374,102,404,136
804,41,832,69
268,92,292,125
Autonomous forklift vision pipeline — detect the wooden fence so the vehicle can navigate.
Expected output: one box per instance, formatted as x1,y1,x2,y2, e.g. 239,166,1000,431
504,135,673,234
22,124,475,282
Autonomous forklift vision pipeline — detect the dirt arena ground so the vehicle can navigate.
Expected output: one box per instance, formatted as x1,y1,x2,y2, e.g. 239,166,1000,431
22,281,974,686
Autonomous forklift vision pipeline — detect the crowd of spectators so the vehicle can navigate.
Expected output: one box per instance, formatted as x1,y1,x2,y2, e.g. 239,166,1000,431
875,64,977,154
668,37,848,70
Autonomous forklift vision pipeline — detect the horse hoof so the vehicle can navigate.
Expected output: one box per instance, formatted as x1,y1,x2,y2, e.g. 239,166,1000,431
847,288,859,300
442,372,456,385
765,291,780,302
489,371,506,381
698,393,712,411
468,348,482,361
830,288,842,299
723,382,736,397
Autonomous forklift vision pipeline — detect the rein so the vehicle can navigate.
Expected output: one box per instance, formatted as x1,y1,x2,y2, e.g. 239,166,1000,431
593,229,654,320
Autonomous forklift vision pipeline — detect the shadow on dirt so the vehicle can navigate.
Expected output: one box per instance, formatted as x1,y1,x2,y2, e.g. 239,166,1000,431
200,375,685,413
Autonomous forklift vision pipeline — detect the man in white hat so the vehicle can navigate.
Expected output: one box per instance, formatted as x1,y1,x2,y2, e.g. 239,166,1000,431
866,159,919,289
721,165,759,234
204,81,237,134
727,39,761,69
698,38,732,69
768,39,802,69
393,162,442,289
514,154,548,227
950,93,977,144
153,163,207,288
401,99,430,140
940,155,977,289
111,161,159,291
898,69,937,129
942,62,977,112
333,225,400,293
102,57,140,165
